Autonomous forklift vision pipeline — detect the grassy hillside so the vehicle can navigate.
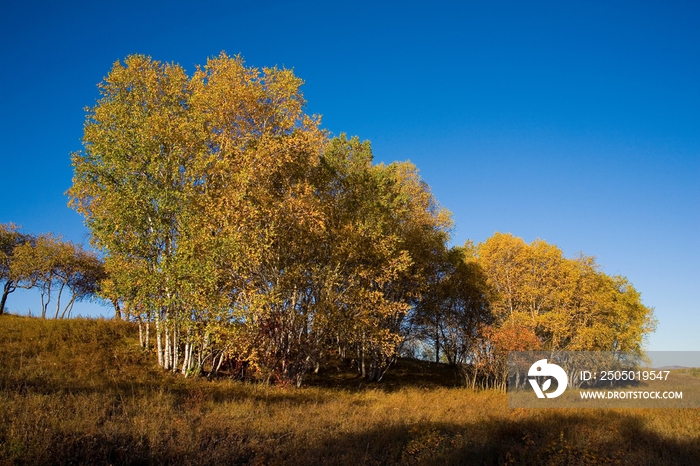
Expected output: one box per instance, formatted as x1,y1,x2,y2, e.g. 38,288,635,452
0,315,698,465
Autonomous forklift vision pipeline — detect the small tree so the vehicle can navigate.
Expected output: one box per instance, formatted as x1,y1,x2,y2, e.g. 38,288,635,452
10,232,104,318
0,224,31,315
59,246,105,318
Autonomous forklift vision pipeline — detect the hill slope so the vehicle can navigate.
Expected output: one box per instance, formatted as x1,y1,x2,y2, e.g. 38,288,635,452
1,315,699,465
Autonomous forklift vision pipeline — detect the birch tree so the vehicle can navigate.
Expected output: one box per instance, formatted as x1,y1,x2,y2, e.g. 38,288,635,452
313,135,452,382
68,53,326,376
475,232,655,356
7,232,103,319
0,224,31,315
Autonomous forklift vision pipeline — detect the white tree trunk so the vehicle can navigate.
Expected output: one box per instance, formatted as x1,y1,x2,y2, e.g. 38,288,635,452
54,283,66,319
171,325,179,373
156,316,163,367
145,317,150,350
181,342,190,375
164,324,171,370
138,319,144,348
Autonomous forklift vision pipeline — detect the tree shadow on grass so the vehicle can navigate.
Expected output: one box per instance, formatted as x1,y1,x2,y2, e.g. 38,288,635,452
283,412,700,466
11,410,698,466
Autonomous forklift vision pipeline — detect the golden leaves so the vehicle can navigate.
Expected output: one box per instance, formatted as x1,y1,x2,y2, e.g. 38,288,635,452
69,53,453,383
476,233,655,354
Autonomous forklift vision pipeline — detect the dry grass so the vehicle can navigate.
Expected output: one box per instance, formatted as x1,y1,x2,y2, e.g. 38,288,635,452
0,314,698,465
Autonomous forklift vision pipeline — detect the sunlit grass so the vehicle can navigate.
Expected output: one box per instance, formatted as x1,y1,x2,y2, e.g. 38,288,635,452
1,314,698,465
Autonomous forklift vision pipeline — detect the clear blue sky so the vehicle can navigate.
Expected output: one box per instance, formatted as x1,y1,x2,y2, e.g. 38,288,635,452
1,1,697,351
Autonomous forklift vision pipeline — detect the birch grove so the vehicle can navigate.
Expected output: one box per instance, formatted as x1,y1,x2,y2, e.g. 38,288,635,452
66,54,655,386
67,53,451,384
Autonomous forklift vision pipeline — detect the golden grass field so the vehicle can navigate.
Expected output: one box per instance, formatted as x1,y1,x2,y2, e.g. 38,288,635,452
0,315,698,465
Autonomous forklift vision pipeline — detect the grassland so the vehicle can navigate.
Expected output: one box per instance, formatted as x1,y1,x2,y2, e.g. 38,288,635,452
0,314,698,465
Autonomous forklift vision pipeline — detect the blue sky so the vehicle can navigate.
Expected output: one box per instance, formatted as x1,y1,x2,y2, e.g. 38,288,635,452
1,1,698,351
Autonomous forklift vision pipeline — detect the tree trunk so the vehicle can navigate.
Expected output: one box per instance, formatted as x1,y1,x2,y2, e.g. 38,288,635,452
156,316,163,367
360,333,366,378
164,325,171,370
60,295,78,319
0,281,14,315
145,317,150,350
54,283,66,319
112,299,122,320
214,352,225,376
138,319,144,348
181,342,190,376
66,300,76,319
171,325,179,373
434,325,440,364
40,285,50,319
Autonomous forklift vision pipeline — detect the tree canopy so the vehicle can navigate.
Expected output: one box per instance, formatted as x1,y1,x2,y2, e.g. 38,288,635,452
68,54,452,384
416,233,656,389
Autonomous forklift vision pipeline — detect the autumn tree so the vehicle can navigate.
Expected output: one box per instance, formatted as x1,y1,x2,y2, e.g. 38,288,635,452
68,53,455,385
169,54,325,381
68,53,327,377
10,233,104,319
540,254,656,355
68,54,200,369
312,135,452,382
58,245,105,318
412,242,492,365
464,321,541,390
0,224,31,315
475,232,655,356
416,232,656,389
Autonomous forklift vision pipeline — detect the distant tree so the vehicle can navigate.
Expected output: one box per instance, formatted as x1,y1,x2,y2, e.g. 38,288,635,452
10,232,104,319
12,234,65,318
59,245,105,318
0,224,31,315
476,232,656,356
